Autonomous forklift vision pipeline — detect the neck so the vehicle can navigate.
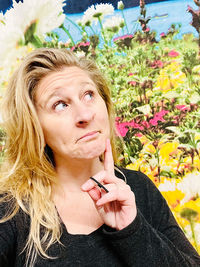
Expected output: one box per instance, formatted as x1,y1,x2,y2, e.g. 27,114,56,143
53,156,104,193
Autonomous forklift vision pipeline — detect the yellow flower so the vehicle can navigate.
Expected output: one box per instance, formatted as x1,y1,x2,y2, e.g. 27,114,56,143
158,178,185,208
161,190,185,208
143,143,156,154
155,62,186,92
159,141,180,159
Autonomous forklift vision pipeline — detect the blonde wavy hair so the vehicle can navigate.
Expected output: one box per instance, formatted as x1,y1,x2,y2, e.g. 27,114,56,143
0,48,119,266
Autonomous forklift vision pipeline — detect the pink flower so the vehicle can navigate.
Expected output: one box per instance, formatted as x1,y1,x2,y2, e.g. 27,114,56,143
113,34,133,42
168,50,179,57
115,121,129,137
149,119,157,126
150,60,164,69
160,32,166,37
145,27,150,32
128,81,137,86
175,105,190,111
128,72,134,76
129,121,144,131
135,133,142,137
71,46,76,51
78,41,90,47
149,110,169,126
141,121,150,128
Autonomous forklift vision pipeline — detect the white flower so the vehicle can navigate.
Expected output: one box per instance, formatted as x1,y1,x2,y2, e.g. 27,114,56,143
103,16,125,31
0,44,34,85
117,1,124,10
0,12,5,25
177,172,200,204
75,51,85,58
0,0,66,74
82,3,114,25
158,179,176,192
93,3,114,18
4,0,66,39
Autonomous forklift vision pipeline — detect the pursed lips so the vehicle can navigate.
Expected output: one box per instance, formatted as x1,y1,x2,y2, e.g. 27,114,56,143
76,131,100,142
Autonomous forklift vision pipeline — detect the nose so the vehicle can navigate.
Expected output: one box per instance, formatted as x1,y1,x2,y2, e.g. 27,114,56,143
74,104,95,128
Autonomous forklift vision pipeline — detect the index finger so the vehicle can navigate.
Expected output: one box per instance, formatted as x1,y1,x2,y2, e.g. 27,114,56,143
104,139,115,175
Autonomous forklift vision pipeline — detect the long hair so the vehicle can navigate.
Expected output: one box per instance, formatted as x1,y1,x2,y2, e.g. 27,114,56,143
0,48,118,265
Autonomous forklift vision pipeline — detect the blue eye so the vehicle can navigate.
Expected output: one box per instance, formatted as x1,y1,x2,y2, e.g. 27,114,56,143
53,101,68,111
84,91,94,101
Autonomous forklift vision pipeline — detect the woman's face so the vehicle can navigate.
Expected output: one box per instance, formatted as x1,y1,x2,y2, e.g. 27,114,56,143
35,66,110,162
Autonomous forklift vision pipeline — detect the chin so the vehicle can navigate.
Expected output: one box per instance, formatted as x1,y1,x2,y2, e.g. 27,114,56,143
76,142,105,159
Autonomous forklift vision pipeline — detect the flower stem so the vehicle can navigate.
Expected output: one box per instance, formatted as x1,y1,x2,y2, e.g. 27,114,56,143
121,10,129,33
59,24,75,46
89,25,96,35
98,17,107,45
190,219,199,253
65,16,83,35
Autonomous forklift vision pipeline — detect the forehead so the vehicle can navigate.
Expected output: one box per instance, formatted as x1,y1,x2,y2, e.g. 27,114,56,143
34,66,97,104
39,66,94,87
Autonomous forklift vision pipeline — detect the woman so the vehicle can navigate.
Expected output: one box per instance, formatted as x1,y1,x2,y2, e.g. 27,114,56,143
0,48,199,267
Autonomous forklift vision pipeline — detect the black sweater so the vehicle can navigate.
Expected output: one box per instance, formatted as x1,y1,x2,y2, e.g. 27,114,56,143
0,169,200,266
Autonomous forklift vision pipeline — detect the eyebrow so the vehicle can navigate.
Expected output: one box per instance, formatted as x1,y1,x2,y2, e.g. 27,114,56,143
38,81,96,108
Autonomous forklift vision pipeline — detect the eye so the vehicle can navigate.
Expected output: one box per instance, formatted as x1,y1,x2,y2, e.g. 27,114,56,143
53,100,68,111
84,90,94,101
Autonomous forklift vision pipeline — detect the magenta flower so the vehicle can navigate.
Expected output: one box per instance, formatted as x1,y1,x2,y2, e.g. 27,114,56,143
175,105,190,111
128,72,134,76
78,41,90,47
150,60,164,69
141,120,150,128
168,50,179,57
160,32,166,37
135,133,142,137
115,121,129,137
128,81,137,86
114,34,134,42
149,110,169,126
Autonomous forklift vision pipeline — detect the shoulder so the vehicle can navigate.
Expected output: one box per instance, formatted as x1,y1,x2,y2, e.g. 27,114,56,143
115,166,156,194
115,167,169,226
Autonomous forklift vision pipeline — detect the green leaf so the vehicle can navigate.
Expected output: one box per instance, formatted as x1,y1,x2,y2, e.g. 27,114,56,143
166,126,181,135
136,104,151,115
24,22,37,44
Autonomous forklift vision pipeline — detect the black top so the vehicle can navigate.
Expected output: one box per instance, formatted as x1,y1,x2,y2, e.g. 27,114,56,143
0,169,200,266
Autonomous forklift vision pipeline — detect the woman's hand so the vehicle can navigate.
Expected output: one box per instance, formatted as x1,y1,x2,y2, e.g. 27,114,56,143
81,139,137,230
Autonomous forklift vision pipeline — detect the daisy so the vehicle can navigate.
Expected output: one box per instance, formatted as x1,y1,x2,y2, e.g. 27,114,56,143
103,16,125,32
82,3,114,25
0,0,66,76
117,1,125,10
177,172,200,204
4,0,66,39
93,3,114,18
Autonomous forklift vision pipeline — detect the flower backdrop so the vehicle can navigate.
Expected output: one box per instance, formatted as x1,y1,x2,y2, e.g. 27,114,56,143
1,0,200,252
